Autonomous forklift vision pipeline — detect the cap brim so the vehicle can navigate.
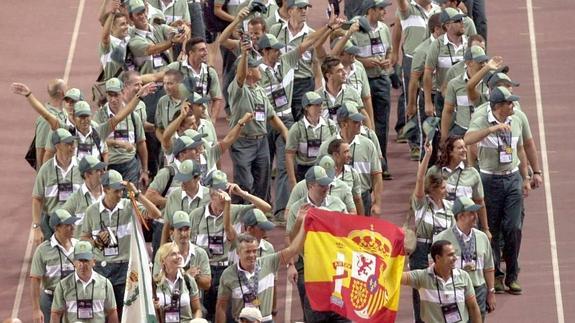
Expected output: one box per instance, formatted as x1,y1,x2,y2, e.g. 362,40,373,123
305,98,323,106
248,59,263,68
349,113,365,122
464,204,482,212
75,253,94,261
293,3,312,8
65,95,81,101
474,55,490,63
257,221,275,231
193,98,210,105
175,172,196,182
75,111,92,116
130,6,145,14
106,88,122,93
173,221,191,229
344,47,361,55
316,176,333,186
209,182,228,191
62,216,80,225
507,94,520,101
107,182,125,190
452,13,466,20
60,136,78,144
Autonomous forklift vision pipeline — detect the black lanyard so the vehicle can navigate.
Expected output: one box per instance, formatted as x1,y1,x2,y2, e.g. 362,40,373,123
435,270,457,305
181,194,201,211
350,141,357,166
204,206,223,242
55,242,74,276
445,41,464,66
303,121,323,143
162,278,182,309
55,163,74,195
265,67,283,94
99,208,121,245
444,168,463,196
74,278,95,303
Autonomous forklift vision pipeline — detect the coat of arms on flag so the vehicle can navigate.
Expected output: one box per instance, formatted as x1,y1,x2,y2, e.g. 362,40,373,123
304,208,405,322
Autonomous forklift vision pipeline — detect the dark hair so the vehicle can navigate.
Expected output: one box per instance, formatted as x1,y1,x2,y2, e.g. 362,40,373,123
321,56,342,82
469,34,486,45
327,139,344,155
164,69,184,82
430,240,452,262
248,16,267,32
185,37,207,53
120,70,140,85
428,13,442,33
436,135,465,168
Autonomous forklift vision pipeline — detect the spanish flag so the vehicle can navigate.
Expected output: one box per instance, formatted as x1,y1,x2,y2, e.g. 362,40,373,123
304,208,405,322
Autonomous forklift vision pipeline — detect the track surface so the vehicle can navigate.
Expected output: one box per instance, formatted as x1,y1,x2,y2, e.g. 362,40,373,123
1,1,573,322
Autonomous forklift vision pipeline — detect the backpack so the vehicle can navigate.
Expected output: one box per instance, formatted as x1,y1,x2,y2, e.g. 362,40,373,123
203,0,231,33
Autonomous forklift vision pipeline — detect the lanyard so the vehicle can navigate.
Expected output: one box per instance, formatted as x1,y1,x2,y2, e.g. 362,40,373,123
324,88,345,110
55,164,74,194
99,208,121,246
204,205,223,242
303,121,323,144
236,264,260,305
74,278,95,303
435,270,457,305
162,278,182,309
350,142,357,166
445,168,463,196
111,113,132,141
181,194,201,211
56,243,74,276
265,67,283,94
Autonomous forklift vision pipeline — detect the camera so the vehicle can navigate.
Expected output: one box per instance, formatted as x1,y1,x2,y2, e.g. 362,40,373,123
177,27,185,34
249,0,268,14
170,289,181,308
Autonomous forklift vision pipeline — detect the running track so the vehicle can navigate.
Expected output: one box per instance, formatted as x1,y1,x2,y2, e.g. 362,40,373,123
1,1,573,322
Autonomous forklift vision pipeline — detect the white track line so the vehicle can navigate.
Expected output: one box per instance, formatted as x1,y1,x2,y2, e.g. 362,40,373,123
10,0,86,319
525,0,564,322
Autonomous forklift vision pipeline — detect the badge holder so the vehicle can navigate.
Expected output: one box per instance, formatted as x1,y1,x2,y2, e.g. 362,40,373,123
77,299,94,320
307,139,322,158
78,142,92,153
58,182,73,202
164,307,180,323
272,87,288,109
208,235,224,256
370,37,385,56
243,293,261,307
498,144,513,164
254,103,266,122
114,129,130,142
153,55,165,69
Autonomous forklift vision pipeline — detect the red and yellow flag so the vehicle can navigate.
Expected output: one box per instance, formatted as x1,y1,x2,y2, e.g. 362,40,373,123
304,208,405,322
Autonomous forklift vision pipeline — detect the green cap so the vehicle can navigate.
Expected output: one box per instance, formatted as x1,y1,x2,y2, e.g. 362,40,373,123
79,156,107,174
464,45,489,63
187,92,210,106
258,34,285,50
242,208,275,231
105,78,123,93
64,88,84,102
74,241,94,261
173,136,195,157
49,209,79,230
175,160,202,182
485,72,520,89
317,155,336,178
440,8,465,24
172,210,192,229
452,196,482,216
302,91,323,107
73,101,92,117
362,0,391,14
248,56,262,68
101,169,125,190
51,128,78,146
129,0,146,13
287,0,312,8
489,86,520,104
343,41,361,55
204,170,228,190
336,102,365,122
305,166,333,186
184,129,208,149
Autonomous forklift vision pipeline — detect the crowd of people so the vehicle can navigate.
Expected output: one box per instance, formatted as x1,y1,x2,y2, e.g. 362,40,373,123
10,0,543,322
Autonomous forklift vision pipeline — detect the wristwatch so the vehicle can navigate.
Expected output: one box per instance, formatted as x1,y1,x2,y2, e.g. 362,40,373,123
32,223,40,229
488,287,495,294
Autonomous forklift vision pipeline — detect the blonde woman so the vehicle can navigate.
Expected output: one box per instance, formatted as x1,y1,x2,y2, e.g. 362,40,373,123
154,243,202,322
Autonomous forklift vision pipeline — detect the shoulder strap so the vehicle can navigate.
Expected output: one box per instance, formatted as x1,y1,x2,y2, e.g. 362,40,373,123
90,128,104,161
161,165,176,197
130,112,138,143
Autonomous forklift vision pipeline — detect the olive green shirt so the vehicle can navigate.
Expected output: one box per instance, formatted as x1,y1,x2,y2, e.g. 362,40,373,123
35,103,67,149
412,195,454,243
155,272,199,322
425,34,468,89
99,35,130,81
287,179,356,213
30,236,78,292
128,24,174,74
228,78,277,136
61,184,104,239
350,20,393,78
258,49,300,113
316,85,364,122
165,61,222,101
285,117,337,165
155,95,184,130
269,22,315,79
148,0,191,24
345,61,371,98
164,186,211,224
396,3,441,56
33,157,83,214
428,164,484,201
444,71,489,129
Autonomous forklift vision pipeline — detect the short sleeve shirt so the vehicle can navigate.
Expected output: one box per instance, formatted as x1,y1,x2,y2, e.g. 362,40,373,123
258,49,300,113
128,24,173,74
285,117,337,165
155,273,199,322
33,158,83,214
165,61,222,101
427,164,484,201
269,22,315,79
345,61,371,98
412,195,454,243
444,72,489,129
35,104,68,149
30,237,78,292
148,0,191,24
287,179,356,214
99,35,130,81
228,78,276,136
425,34,468,88
350,20,393,78
61,184,104,239
164,186,211,224
396,2,441,56
316,85,364,123
154,95,184,130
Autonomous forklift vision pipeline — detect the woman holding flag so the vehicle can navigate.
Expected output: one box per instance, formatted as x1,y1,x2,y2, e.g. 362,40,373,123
407,142,455,323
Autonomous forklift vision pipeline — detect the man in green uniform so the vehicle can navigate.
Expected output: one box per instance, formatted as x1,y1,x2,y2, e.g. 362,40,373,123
30,209,79,323
51,241,118,323
434,197,496,320
32,128,83,244
401,240,482,323
80,170,161,318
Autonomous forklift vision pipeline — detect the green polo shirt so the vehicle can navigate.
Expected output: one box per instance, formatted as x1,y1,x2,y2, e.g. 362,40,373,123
411,36,440,90
316,85,364,122
318,134,382,193
52,272,116,323
463,16,477,37
148,0,191,24
228,78,276,136
346,61,371,98
335,165,362,197
155,273,199,322
425,34,468,88
396,3,441,56
149,161,183,204
218,253,281,321
46,122,109,161
285,117,337,165
154,95,184,130
467,110,524,173
287,179,356,213
30,236,78,292
61,184,104,239
35,103,67,149
471,102,533,142
360,126,383,159
258,49,299,113
153,241,211,278
428,164,483,200
197,119,218,147
128,24,173,73
238,0,279,24
350,20,392,78
98,35,130,81
412,195,454,243
286,196,347,235
165,61,222,101
33,158,83,214
434,227,494,287
445,72,489,129
216,0,248,17
190,204,251,264
164,186,211,224
94,104,145,165
407,266,475,323
134,100,148,125
444,61,465,87
269,22,315,79
81,198,146,263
